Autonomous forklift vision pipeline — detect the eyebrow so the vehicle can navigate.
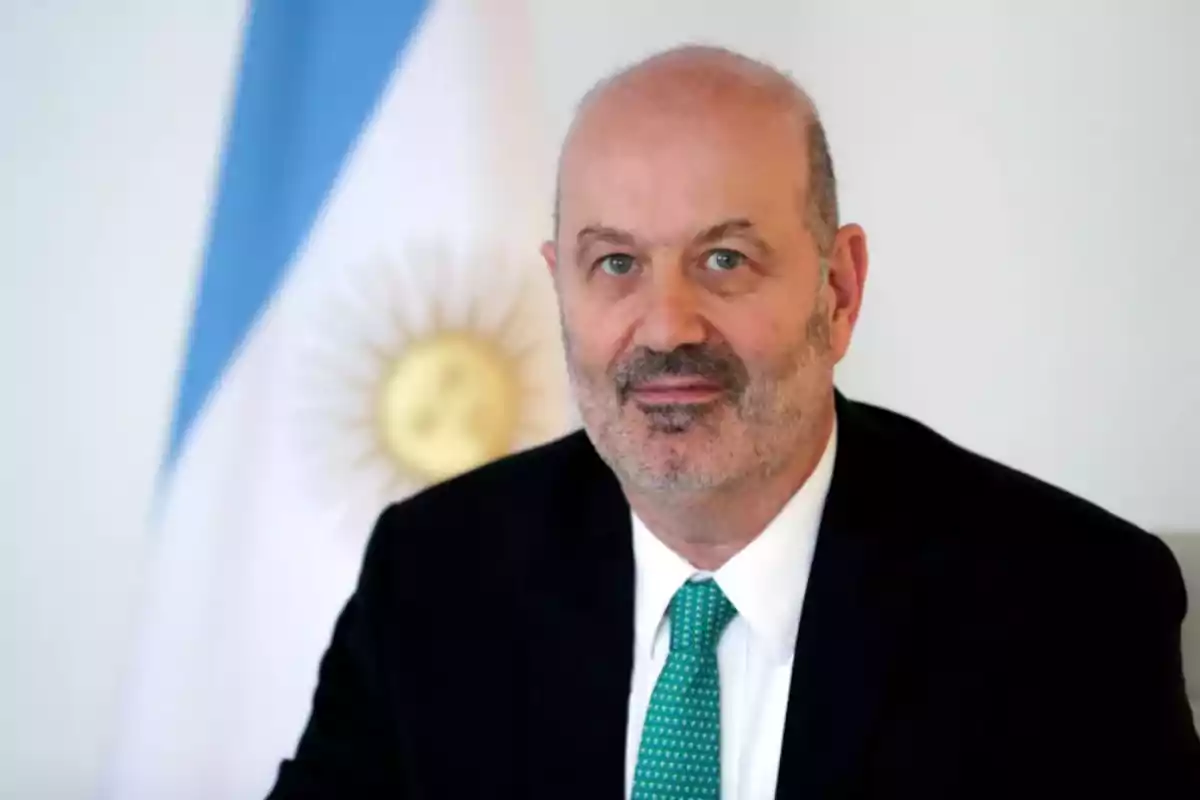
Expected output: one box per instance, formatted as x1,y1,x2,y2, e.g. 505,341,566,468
573,218,773,264
692,218,773,255
575,225,638,264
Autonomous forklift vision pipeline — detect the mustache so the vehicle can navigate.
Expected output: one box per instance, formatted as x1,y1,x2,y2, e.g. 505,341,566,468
613,344,749,403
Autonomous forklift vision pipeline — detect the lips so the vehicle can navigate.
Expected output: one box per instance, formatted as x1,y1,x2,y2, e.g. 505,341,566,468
629,376,725,405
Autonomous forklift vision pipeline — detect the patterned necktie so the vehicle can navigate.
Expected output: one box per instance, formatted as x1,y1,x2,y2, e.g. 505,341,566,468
632,578,738,800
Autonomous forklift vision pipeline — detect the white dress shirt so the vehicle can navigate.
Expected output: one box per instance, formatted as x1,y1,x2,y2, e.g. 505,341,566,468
624,422,837,799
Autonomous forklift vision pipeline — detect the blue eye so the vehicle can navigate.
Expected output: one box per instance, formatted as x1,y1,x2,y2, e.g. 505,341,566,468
598,253,636,276
704,249,746,272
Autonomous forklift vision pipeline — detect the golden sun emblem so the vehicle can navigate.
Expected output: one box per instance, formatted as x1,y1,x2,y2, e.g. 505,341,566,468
288,247,565,522
377,331,520,482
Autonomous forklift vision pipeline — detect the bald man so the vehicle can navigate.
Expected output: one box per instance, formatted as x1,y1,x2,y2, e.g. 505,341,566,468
268,47,1199,799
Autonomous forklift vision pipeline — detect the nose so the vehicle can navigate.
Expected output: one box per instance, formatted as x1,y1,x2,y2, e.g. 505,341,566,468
632,266,708,352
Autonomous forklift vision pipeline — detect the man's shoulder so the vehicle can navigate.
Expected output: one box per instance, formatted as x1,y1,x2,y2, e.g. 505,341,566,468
845,397,1180,588
397,427,601,519
359,429,610,584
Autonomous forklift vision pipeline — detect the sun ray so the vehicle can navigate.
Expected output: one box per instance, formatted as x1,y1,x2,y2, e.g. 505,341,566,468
321,289,400,358
292,354,379,392
504,340,544,369
516,376,550,397
387,306,417,350
342,441,396,478
343,460,408,522
367,253,399,301
428,294,446,333
374,257,423,349
289,385,378,412
488,277,533,338
462,295,483,333
289,246,570,534
515,417,546,437
302,417,378,438
384,470,408,501
348,453,396,490
312,286,384,342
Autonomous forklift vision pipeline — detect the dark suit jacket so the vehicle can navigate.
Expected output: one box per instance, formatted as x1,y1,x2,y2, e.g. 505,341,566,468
268,394,1200,798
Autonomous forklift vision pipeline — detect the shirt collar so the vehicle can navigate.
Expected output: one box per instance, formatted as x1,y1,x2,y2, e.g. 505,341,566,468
631,419,838,664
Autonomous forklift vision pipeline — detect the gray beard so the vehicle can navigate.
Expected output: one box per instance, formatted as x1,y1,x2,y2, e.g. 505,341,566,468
561,292,832,494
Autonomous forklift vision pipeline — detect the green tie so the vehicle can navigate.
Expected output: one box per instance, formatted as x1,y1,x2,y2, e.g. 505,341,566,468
632,579,738,800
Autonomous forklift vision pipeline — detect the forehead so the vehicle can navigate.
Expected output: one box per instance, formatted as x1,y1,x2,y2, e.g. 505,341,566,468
558,96,809,240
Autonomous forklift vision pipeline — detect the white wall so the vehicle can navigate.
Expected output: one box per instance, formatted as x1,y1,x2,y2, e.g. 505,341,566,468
3,1,1198,796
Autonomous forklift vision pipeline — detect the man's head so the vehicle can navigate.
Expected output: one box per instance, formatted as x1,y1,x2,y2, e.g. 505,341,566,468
542,45,868,496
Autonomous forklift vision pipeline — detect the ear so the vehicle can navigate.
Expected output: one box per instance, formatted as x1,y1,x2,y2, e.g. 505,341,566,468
540,240,558,276
825,223,869,361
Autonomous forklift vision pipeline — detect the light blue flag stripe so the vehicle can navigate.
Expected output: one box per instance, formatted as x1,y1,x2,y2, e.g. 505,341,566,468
166,0,431,466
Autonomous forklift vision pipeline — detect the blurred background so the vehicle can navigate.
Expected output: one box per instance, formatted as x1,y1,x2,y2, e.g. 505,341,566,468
2,0,1199,797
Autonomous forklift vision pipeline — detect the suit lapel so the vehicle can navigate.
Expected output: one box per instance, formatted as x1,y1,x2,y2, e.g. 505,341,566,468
516,400,926,798
521,434,635,800
774,396,924,799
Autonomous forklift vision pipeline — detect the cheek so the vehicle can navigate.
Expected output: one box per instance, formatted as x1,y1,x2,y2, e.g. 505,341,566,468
707,296,799,369
561,290,634,374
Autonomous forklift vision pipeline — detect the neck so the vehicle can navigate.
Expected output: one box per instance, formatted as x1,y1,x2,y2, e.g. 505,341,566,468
624,401,835,572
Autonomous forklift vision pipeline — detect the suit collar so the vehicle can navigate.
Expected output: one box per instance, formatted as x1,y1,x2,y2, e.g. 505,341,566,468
520,431,635,800
774,391,925,798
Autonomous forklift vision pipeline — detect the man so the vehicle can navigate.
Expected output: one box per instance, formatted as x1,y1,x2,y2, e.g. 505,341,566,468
268,46,1199,798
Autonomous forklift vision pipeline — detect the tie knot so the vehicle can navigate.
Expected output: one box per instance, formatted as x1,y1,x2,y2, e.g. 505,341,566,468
668,579,737,653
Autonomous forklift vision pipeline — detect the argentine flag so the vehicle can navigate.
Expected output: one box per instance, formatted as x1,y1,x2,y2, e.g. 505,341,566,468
105,1,568,797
